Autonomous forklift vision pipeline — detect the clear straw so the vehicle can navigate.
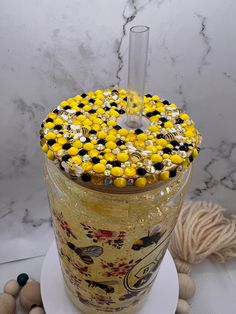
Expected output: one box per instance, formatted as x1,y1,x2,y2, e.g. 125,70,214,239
126,25,150,129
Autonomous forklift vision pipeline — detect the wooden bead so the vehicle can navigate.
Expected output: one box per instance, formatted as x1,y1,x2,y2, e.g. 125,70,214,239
176,299,190,314
0,293,16,314
4,280,21,297
19,281,42,312
178,273,196,300
29,307,45,314
174,258,192,274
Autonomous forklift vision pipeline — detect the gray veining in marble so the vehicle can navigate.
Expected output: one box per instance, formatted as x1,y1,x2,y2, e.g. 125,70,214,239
0,0,236,261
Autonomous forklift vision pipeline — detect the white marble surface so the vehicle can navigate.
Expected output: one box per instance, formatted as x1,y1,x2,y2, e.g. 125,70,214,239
0,1,236,311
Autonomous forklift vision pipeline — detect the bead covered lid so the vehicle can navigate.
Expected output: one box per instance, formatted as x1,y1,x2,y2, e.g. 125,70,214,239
40,88,201,190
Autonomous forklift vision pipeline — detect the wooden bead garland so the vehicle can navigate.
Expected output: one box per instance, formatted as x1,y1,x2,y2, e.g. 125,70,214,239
0,273,45,314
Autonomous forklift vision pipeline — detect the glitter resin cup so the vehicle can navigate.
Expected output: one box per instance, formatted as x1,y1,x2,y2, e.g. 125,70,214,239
41,86,201,314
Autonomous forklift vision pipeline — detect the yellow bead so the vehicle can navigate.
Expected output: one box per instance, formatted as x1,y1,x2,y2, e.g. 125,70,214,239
47,112,57,119
146,145,157,153
163,154,170,159
156,145,163,151
94,118,102,124
57,137,67,145
105,141,116,149
45,132,56,140
67,147,79,156
167,144,173,149
97,131,107,139
70,101,78,108
42,144,48,153
170,155,183,164
83,119,92,126
71,156,82,164
135,141,145,148
160,171,170,181
137,133,148,141
56,134,62,138
151,154,163,163
108,129,117,136
117,153,129,162
104,153,115,162
185,131,194,138
45,122,55,129
100,159,107,165
156,139,167,146
83,143,94,151
111,167,124,177
106,135,116,142
60,101,68,107
47,150,54,160
193,148,199,158
95,99,103,106
109,109,119,117
107,120,117,127
120,145,126,150
89,149,99,157
152,95,160,101
96,93,104,100
104,148,111,153
119,89,127,95
82,162,93,171
75,95,82,101
182,160,190,169
93,163,106,173
92,124,101,131
149,125,159,133
67,97,74,103
164,121,173,129
114,178,127,188
126,134,136,142
51,143,62,152
169,103,177,108
135,177,147,187
83,105,91,112
77,115,86,122
72,140,83,149
180,113,190,120
118,128,128,136
157,107,165,113
96,108,105,114
124,167,136,177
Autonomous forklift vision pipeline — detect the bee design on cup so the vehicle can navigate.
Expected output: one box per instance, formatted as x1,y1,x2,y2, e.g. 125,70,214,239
67,242,103,264
85,280,118,294
132,225,166,251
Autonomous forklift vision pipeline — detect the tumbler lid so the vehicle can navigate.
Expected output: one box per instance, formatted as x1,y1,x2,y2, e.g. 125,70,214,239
40,88,201,190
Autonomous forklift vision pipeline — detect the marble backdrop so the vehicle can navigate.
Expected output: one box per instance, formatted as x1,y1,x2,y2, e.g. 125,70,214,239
0,0,236,261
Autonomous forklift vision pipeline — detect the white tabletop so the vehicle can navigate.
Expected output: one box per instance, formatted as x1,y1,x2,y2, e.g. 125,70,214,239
0,255,236,314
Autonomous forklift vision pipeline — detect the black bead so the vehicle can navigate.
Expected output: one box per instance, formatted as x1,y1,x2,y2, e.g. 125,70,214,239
104,107,110,111
123,97,127,101
79,149,88,156
116,140,125,146
97,139,106,145
46,118,53,123
154,162,164,170
110,102,117,107
137,168,147,176
92,157,100,164
64,105,71,110
163,147,172,154
81,173,91,182
160,117,168,123
180,144,189,152
163,100,170,105
169,168,177,177
17,273,29,287
76,111,82,116
47,139,56,146
62,155,70,162
53,109,59,114
152,110,160,116
81,93,87,98
176,118,184,124
60,163,65,171
40,134,44,139
89,109,96,113
161,123,165,127
189,155,193,163
157,134,165,139
118,109,125,114
135,129,143,135
54,124,63,130
114,125,122,130
112,89,118,93
170,140,179,147
85,137,91,142
112,160,121,167
31,305,38,309
146,112,153,118
41,123,44,128
89,98,95,103
89,130,97,134
145,94,152,98
79,103,84,108
63,143,72,150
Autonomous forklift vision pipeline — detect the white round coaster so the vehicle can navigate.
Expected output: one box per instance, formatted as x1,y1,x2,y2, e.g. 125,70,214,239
41,242,178,314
